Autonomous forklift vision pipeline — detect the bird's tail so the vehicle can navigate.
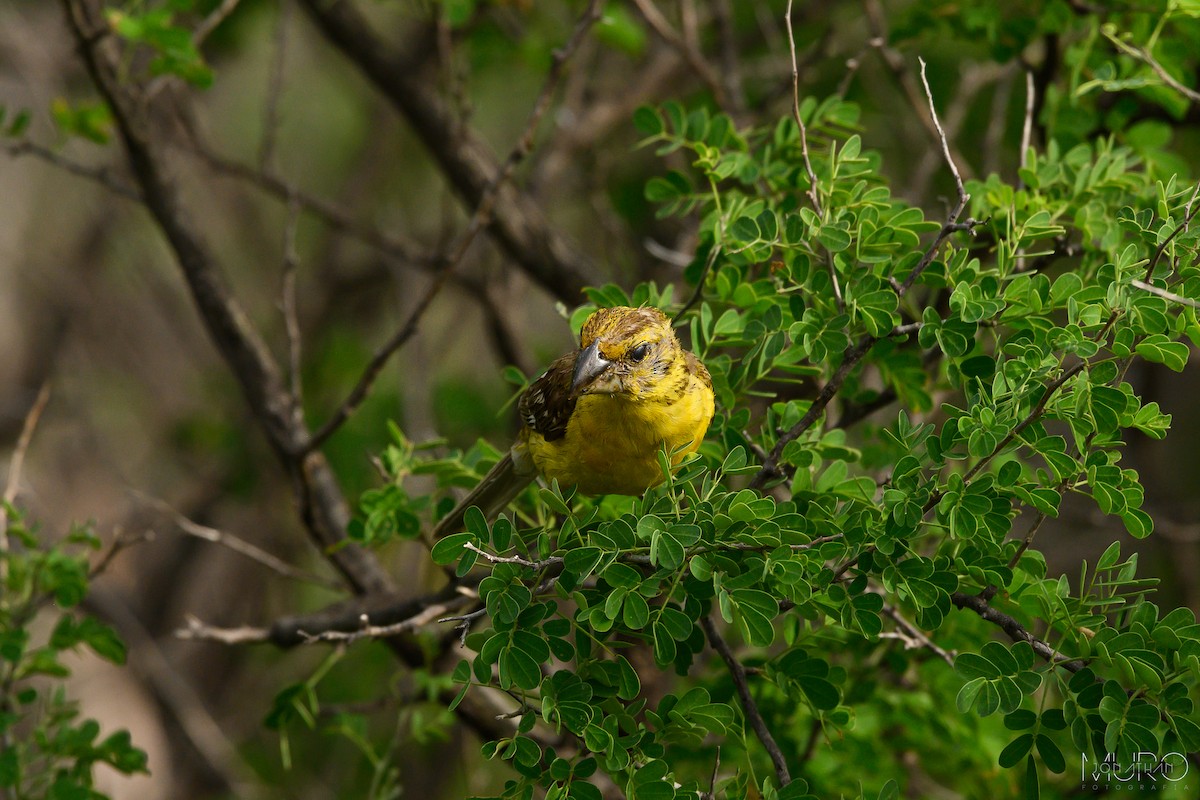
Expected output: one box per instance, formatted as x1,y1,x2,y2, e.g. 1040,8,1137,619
431,450,533,540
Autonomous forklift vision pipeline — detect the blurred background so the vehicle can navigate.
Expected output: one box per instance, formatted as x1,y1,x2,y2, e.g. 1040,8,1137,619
2,0,1199,797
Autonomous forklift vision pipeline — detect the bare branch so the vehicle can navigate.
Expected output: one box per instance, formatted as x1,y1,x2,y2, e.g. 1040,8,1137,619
178,591,475,646
61,0,392,595
305,0,606,453
701,617,791,787
193,0,242,47
297,0,599,303
1,382,51,580
178,616,271,644
89,528,155,579
1130,278,1200,310
1020,69,1036,171
463,541,562,571
258,0,292,171
2,140,141,201
630,0,729,111
88,588,258,796
135,492,342,590
190,142,433,268
710,0,746,116
784,0,822,218
918,57,967,206
2,382,50,510
878,598,956,667
280,194,304,401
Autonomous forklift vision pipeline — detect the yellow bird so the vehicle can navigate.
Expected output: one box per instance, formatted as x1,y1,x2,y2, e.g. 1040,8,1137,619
433,306,714,538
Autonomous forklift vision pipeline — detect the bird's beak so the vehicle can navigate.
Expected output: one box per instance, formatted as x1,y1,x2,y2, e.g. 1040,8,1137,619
571,341,611,396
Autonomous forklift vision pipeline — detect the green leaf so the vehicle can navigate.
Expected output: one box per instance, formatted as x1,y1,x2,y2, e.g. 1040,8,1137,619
431,532,474,565
633,106,664,136
817,224,852,251
1036,734,1065,773
999,733,1033,768
77,618,126,665
1135,334,1189,371
798,675,840,710
500,646,542,691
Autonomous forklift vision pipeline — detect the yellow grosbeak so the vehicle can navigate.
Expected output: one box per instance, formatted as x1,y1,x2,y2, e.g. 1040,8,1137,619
434,306,714,537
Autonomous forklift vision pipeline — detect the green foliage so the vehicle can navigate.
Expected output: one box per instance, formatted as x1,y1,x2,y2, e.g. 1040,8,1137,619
53,0,1200,797
0,507,148,798
327,6,1200,792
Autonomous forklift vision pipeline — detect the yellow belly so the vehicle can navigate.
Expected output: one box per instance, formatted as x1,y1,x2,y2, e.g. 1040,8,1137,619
523,387,713,495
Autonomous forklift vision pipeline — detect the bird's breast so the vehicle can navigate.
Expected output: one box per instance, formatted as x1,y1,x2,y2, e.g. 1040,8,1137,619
525,380,713,495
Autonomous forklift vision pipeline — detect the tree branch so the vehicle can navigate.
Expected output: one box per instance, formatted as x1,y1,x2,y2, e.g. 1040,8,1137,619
297,0,599,304
700,617,791,787
61,0,392,596
950,592,1085,672
303,0,605,453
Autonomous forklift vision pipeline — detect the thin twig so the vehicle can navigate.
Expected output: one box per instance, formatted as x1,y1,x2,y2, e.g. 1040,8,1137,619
2,140,141,201
258,0,292,171
439,606,488,646
674,240,722,323
1104,31,1200,105
180,593,471,645
711,0,746,116
462,540,562,571
89,528,155,579
304,0,605,454
190,143,432,267
784,0,823,219
957,361,1086,488
918,57,967,204
1,382,51,581
1143,184,1200,282
700,746,722,800
878,598,956,666
193,0,242,46
629,0,729,110
1020,69,1036,172
1129,279,1200,309
135,492,342,589
88,589,258,796
281,193,304,402
750,56,977,490
701,617,791,787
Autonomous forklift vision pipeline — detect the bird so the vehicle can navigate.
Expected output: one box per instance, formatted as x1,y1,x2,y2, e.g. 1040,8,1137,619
432,305,714,539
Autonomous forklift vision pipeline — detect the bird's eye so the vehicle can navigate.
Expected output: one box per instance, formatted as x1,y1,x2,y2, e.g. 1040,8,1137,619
628,343,650,362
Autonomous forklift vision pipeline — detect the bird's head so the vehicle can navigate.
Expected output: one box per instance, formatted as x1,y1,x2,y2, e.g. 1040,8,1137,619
571,306,681,400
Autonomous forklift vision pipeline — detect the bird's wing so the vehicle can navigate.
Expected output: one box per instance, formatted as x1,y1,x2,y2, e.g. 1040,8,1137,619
517,351,578,442
431,353,576,540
